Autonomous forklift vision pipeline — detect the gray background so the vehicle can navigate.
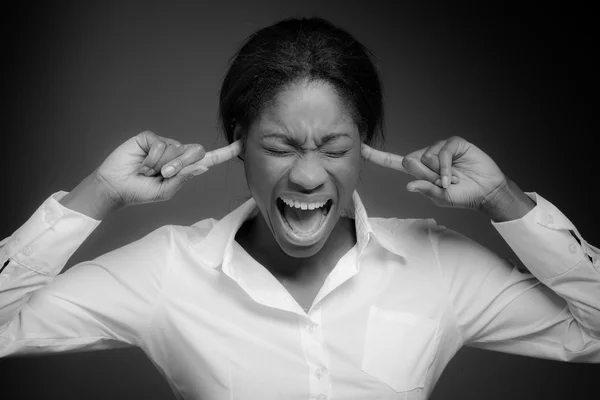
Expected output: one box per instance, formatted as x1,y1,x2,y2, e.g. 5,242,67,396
1,1,598,399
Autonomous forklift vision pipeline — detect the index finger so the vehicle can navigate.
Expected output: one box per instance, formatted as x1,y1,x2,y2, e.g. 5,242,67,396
195,140,242,168
361,143,407,173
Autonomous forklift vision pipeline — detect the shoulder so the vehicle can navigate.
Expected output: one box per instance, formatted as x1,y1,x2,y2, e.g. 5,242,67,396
367,216,447,258
371,217,497,267
369,216,441,242
153,217,219,248
367,216,482,257
101,217,219,259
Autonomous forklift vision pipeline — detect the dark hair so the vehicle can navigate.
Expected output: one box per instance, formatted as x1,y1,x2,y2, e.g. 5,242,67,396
218,17,384,147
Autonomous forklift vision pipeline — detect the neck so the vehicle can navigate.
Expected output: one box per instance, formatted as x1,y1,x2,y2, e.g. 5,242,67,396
235,213,357,282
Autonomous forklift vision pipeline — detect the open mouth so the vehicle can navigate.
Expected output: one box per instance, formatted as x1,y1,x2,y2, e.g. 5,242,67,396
276,197,334,241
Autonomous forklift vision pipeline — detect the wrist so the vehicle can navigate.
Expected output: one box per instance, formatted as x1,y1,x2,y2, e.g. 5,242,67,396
59,173,123,220
480,178,536,222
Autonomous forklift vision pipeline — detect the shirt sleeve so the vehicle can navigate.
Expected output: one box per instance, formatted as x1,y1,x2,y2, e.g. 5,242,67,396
1,192,172,357
433,192,600,362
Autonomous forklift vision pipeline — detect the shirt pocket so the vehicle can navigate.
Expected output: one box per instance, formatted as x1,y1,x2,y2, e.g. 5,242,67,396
361,306,439,393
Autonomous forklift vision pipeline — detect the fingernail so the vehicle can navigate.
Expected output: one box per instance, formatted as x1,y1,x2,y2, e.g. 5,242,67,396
138,166,149,175
192,166,209,176
162,165,175,178
451,175,459,184
442,176,449,188
407,185,418,192
144,168,156,177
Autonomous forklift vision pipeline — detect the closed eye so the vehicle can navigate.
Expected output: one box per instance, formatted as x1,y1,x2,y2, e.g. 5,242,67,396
264,147,350,158
265,147,295,157
323,150,350,158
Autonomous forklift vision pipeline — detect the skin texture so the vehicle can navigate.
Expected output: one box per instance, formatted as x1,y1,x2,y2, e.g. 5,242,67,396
236,80,362,279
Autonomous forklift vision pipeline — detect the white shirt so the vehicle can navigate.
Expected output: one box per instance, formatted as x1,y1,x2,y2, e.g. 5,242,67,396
1,191,599,400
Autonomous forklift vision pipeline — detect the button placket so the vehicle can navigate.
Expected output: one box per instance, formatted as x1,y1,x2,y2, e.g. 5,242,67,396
43,205,56,225
315,367,326,379
299,307,332,400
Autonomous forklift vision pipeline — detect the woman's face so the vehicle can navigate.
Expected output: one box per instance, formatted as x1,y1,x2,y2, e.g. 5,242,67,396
243,81,361,258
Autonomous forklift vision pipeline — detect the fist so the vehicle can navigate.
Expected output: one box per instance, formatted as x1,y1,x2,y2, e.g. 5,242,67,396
93,130,240,207
362,136,507,210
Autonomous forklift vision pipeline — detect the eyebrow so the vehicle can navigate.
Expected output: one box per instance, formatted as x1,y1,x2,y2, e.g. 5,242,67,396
262,132,352,146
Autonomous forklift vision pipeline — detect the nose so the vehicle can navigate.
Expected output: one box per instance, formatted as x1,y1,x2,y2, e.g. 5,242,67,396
288,153,327,191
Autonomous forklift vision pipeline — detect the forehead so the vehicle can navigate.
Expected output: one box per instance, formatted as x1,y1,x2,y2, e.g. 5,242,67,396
254,81,357,138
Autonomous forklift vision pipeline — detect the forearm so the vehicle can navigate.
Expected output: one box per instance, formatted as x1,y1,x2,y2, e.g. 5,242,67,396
480,178,536,222
1,192,100,325
59,173,122,220
492,192,600,337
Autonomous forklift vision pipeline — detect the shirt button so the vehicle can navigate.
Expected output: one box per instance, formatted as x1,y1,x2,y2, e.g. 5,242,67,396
22,246,33,256
44,210,55,224
568,243,578,254
306,324,315,333
546,214,554,224
316,394,327,400
315,368,326,379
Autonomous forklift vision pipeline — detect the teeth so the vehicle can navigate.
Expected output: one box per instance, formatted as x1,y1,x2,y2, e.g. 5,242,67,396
281,197,328,210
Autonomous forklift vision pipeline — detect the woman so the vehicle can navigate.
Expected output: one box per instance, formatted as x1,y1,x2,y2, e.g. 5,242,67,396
1,17,598,400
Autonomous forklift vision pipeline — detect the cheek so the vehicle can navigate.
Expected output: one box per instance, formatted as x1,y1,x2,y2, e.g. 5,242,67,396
244,152,287,197
330,151,361,189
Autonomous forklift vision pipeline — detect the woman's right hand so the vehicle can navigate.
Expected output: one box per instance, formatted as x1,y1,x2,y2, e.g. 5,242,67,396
60,131,241,219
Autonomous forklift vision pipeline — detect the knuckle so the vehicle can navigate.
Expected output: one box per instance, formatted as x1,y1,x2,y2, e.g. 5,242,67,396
149,142,165,156
139,130,155,138
172,158,184,170
403,156,421,172
175,143,186,155
168,143,183,155
405,155,418,165
422,152,436,161
165,146,182,160
438,148,451,159
191,144,205,157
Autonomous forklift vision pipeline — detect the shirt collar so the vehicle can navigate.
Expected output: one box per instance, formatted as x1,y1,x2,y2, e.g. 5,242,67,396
192,191,407,269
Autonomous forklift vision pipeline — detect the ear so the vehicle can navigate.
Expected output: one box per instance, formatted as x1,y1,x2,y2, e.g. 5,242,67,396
233,123,243,140
233,124,246,161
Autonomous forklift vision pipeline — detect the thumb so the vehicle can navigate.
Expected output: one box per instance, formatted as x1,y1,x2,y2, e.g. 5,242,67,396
159,163,210,199
406,180,447,204
179,163,210,178
169,163,210,185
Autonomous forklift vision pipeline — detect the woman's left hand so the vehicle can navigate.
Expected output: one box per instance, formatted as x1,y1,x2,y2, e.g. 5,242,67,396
361,136,508,210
